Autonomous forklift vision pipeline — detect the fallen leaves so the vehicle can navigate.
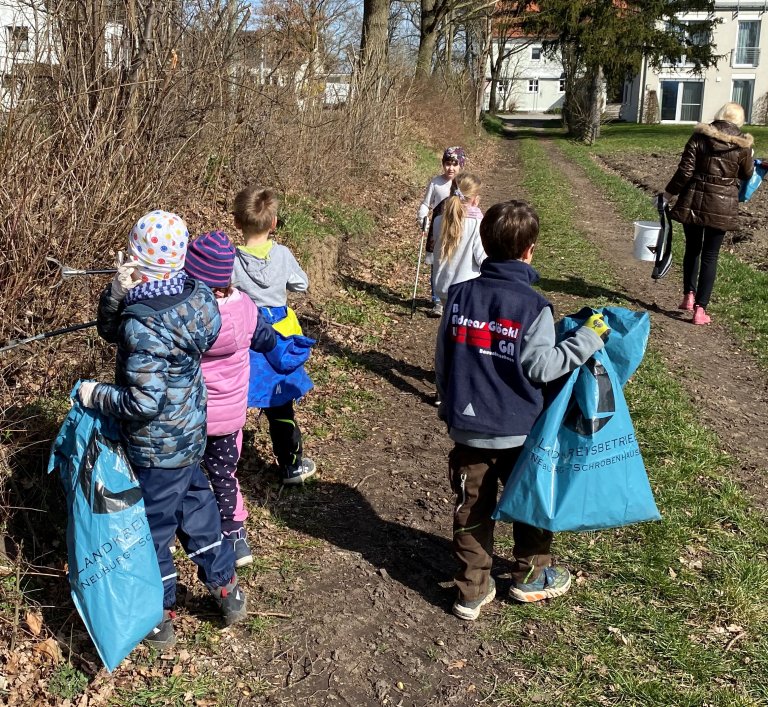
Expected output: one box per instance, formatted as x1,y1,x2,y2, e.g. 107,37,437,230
32,638,61,663
24,611,43,637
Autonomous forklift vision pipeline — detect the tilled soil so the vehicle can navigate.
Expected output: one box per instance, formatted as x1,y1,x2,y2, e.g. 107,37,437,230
599,150,768,270
542,138,768,507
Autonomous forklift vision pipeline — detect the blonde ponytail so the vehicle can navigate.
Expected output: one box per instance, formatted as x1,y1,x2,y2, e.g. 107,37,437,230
439,173,481,262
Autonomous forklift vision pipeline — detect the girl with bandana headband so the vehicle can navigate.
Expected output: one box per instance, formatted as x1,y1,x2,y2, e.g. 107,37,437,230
417,146,467,317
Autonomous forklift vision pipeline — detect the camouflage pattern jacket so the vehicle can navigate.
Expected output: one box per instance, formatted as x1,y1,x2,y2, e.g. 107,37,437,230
92,278,222,469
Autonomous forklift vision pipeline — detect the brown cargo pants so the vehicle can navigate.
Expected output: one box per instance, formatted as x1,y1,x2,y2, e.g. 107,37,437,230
448,443,553,601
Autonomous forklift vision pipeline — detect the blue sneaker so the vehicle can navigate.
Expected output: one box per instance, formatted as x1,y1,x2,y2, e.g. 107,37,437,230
510,566,571,603
228,528,253,568
452,577,496,621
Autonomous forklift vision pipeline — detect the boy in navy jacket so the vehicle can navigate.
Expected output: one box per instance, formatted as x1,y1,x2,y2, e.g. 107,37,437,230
435,200,609,620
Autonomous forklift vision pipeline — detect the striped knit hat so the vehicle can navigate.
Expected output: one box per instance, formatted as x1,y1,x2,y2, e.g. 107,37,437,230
183,230,236,288
128,210,189,281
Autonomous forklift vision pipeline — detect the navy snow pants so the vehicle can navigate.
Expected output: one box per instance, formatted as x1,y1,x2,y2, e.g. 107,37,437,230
136,463,236,608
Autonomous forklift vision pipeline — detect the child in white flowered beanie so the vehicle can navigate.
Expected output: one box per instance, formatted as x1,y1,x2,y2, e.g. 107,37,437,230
128,210,189,282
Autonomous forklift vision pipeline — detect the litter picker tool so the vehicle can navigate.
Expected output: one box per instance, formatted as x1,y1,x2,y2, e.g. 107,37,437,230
1,256,116,353
0,320,98,354
410,217,428,317
652,195,673,280
47,257,117,287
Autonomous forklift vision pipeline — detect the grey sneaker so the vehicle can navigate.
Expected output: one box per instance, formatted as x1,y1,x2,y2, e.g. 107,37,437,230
510,566,571,603
427,302,444,318
144,609,176,649
282,458,316,485
452,577,496,621
227,528,253,568
207,576,247,626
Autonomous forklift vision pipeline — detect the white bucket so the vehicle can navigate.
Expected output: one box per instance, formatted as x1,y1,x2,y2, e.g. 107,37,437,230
633,221,661,262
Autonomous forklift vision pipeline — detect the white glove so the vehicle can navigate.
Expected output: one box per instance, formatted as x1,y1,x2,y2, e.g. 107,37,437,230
78,381,99,408
111,251,141,301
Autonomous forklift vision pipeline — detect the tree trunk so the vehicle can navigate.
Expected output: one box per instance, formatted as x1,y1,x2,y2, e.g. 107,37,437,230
584,64,603,145
488,38,507,113
475,12,492,124
360,0,390,79
415,0,439,80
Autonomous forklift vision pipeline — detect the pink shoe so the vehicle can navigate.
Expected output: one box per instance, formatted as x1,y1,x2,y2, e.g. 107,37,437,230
679,293,695,311
693,305,711,325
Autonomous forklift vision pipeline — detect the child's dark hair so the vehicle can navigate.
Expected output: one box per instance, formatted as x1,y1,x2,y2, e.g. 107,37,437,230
480,200,539,260
232,186,278,233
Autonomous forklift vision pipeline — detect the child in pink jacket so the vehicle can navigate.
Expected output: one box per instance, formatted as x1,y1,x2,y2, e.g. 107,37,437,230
184,231,277,567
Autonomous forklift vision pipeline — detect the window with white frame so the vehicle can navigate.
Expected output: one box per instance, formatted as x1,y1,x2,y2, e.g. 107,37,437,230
559,78,566,93
528,79,539,93
735,20,761,67
6,26,29,54
531,46,542,61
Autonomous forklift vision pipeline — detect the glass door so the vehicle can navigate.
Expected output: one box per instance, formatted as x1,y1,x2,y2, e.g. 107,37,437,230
680,82,703,122
660,81,679,121
733,79,755,123
660,80,703,122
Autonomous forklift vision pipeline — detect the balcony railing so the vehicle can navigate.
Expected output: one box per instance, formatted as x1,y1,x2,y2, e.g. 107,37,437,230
732,46,760,66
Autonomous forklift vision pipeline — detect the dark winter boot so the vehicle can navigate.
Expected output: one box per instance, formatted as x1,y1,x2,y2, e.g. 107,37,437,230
207,576,247,626
144,609,176,649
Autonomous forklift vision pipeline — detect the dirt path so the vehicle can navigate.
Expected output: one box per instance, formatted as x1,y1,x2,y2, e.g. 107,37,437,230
536,136,768,506
227,143,532,706
16,133,768,706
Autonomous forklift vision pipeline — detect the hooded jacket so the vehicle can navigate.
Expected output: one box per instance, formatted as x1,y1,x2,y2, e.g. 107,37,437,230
666,121,754,231
231,244,309,308
93,278,221,469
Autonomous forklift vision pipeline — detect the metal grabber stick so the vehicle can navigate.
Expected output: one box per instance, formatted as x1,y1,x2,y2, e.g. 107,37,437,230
0,320,98,354
47,257,117,287
0,257,118,353
410,217,428,318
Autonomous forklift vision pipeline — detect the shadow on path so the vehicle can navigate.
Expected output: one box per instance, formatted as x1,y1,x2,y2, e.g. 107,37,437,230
280,481,456,611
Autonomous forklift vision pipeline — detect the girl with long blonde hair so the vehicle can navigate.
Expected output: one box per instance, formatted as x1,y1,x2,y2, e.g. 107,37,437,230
433,172,486,304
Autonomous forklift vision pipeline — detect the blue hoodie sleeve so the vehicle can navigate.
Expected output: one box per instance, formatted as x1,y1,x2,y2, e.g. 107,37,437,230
91,318,170,421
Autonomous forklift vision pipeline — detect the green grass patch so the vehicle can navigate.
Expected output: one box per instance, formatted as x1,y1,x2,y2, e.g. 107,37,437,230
518,138,621,305
113,674,219,706
481,112,506,138
279,195,375,263
555,138,768,370
409,142,441,188
587,123,768,156
487,135,768,706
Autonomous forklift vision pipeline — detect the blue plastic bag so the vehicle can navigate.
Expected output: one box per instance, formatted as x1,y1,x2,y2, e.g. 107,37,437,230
47,383,163,671
739,160,766,202
494,308,661,532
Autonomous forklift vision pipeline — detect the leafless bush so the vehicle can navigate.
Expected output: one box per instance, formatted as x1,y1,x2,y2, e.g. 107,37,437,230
0,0,425,408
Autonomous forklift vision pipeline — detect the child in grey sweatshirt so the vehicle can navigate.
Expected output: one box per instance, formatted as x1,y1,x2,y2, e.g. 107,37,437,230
231,186,316,485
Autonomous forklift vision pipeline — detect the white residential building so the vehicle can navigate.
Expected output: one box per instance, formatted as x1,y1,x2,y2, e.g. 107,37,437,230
621,0,768,124
0,0,53,72
484,38,567,113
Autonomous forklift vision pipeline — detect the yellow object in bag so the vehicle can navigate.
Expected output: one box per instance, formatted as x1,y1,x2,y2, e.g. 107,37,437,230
272,307,303,336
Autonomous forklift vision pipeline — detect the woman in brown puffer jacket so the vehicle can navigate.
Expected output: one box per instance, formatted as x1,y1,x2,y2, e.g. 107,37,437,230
663,102,754,325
